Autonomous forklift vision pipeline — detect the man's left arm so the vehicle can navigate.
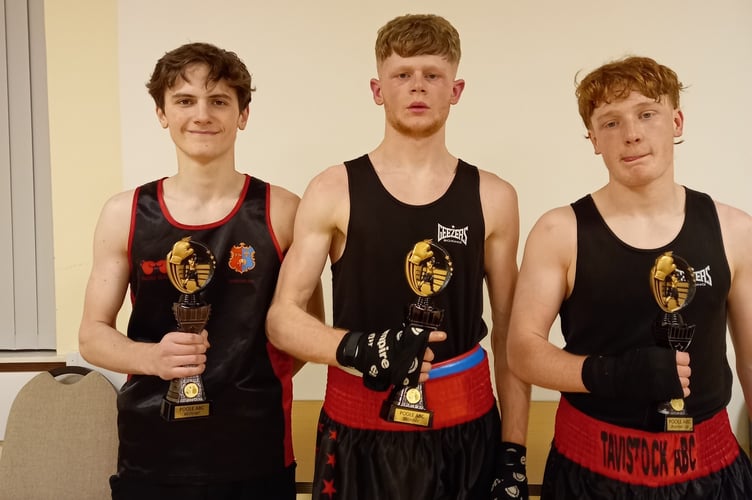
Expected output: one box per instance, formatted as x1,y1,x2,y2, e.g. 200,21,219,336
720,202,752,417
480,171,530,499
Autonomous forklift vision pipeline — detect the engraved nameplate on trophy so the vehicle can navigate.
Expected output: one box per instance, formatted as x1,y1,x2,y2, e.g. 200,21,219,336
382,239,453,427
650,251,696,432
160,236,216,421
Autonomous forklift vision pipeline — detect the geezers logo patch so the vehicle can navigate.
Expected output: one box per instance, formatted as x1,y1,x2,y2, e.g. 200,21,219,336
436,223,468,246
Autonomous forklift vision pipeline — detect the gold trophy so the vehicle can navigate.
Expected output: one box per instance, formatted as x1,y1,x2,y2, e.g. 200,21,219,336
160,236,216,421
382,239,453,427
650,251,696,432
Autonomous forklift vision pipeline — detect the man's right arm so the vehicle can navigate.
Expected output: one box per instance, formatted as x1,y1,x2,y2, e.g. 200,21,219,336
267,165,350,365
506,206,589,392
266,165,442,382
507,205,690,400
78,190,208,380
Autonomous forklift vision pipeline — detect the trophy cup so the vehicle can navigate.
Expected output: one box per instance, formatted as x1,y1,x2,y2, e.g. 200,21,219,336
160,236,216,421
650,251,696,432
382,239,453,427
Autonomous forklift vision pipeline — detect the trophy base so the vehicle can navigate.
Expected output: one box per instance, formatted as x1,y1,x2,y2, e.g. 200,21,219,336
161,375,210,421
664,415,693,432
381,385,433,428
659,398,694,432
160,398,211,421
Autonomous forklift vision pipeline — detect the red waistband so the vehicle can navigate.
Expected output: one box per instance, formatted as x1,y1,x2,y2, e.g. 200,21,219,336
554,397,740,486
323,348,495,431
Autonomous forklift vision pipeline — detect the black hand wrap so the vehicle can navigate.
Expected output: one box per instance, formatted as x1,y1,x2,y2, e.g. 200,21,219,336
336,326,430,392
581,346,684,401
491,442,528,500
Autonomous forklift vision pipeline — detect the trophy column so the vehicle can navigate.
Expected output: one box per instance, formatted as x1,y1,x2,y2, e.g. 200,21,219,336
160,236,216,421
382,239,453,428
650,251,696,432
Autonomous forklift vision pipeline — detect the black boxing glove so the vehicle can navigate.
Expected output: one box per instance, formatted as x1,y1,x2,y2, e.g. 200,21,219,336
491,442,529,500
581,346,684,401
336,326,430,392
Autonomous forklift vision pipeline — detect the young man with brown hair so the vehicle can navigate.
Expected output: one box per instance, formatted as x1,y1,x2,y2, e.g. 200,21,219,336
267,14,529,500
79,42,323,499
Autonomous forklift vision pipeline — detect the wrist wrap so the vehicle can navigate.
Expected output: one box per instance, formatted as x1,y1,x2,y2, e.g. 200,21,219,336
491,441,529,499
581,346,684,401
335,326,429,392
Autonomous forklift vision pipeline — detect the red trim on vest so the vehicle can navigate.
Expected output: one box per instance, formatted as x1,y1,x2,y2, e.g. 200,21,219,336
323,348,495,431
156,175,251,230
127,186,141,305
263,181,284,261
554,397,740,486
266,342,295,467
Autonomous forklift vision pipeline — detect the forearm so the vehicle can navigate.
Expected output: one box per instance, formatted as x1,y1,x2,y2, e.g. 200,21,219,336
267,299,345,366
492,329,530,444
736,359,752,419
508,333,588,393
79,321,157,375
496,371,531,444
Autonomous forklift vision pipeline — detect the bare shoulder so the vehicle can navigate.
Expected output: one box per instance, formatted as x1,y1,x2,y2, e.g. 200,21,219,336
268,184,302,252
269,184,301,205
531,204,577,236
477,169,519,236
296,163,349,230
98,189,137,229
92,188,138,254
478,168,518,208
714,199,752,229
525,204,577,257
303,163,349,200
714,199,752,270
269,183,302,219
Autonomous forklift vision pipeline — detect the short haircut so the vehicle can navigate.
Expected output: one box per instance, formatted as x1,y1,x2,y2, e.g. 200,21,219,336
576,56,685,129
147,42,254,112
375,14,461,65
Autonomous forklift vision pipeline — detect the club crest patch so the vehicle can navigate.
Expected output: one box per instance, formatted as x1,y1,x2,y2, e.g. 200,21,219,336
228,242,256,273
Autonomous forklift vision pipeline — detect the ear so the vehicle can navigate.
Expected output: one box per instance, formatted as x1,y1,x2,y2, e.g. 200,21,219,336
237,105,250,130
370,78,384,105
673,109,684,138
449,79,466,105
156,106,168,129
588,130,601,155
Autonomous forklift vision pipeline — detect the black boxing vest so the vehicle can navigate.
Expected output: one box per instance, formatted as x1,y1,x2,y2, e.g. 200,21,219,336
332,154,488,361
119,175,293,483
561,188,732,430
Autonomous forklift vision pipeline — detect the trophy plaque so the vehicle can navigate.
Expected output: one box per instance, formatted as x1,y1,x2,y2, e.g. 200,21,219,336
160,236,216,421
382,239,453,427
650,251,696,432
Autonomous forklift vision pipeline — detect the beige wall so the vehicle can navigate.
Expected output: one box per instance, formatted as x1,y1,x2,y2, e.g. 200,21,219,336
45,0,121,354
41,0,752,442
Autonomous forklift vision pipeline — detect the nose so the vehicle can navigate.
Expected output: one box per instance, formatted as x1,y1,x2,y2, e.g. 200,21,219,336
410,74,427,93
623,117,642,144
193,100,211,122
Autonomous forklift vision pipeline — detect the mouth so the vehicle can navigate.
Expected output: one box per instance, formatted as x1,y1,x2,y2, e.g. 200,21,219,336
622,153,648,163
408,102,429,111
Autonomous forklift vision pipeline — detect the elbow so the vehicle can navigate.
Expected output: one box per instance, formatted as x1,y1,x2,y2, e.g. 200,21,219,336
265,305,285,350
506,337,530,383
506,351,523,380
78,325,92,360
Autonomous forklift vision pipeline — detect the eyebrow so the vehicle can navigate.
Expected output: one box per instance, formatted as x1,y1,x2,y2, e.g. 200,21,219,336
168,91,234,101
594,100,661,119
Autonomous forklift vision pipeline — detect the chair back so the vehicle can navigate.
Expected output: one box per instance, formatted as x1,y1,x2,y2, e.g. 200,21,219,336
0,366,118,500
